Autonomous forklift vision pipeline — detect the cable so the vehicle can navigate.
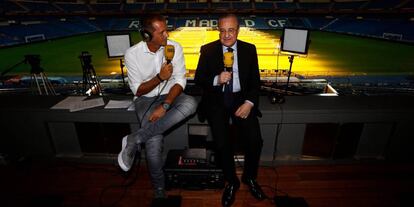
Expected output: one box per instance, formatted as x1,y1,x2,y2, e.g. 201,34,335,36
59,161,120,175
272,103,284,162
99,156,142,207
137,80,169,128
270,102,289,200
99,78,170,206
52,159,142,207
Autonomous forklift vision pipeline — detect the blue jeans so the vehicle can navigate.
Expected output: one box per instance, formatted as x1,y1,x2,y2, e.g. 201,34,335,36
128,94,197,190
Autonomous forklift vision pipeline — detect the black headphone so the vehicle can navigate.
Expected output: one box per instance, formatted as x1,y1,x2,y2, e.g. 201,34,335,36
139,27,152,42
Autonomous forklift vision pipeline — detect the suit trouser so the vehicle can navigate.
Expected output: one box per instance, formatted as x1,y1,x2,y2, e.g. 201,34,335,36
206,101,263,184
128,94,197,190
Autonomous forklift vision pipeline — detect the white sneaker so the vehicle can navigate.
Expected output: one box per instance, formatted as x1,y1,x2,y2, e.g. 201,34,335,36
117,135,136,172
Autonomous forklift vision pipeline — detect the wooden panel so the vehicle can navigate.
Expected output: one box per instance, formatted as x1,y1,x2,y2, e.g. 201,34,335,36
0,162,413,207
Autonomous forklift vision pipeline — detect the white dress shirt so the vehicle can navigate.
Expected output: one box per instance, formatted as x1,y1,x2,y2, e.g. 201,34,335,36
125,39,186,97
213,42,241,92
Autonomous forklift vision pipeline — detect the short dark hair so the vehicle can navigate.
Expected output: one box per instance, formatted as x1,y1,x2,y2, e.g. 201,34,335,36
141,14,166,32
218,14,239,28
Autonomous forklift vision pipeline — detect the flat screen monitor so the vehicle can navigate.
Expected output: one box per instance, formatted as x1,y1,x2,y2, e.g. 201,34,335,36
105,33,132,58
280,27,310,55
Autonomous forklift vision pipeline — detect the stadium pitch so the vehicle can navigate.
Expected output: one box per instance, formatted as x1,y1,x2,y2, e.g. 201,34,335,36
0,29,413,78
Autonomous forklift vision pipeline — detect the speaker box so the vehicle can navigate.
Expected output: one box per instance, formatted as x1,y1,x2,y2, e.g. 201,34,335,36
164,149,224,190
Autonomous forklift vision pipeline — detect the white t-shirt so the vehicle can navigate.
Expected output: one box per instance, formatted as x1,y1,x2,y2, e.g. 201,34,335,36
125,39,186,97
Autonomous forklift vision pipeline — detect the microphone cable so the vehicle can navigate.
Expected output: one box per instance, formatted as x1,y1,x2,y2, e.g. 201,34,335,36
272,102,284,162
261,101,290,204
137,78,169,128
99,156,142,207
138,44,173,128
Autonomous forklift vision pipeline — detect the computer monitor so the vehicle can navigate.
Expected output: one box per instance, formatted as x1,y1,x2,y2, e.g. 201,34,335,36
105,33,132,58
280,27,310,55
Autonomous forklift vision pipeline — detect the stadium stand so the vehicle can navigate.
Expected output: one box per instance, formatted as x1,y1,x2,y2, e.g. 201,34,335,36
363,0,403,10
211,2,231,10
54,2,90,14
187,2,209,10
3,0,27,14
325,17,383,37
298,2,331,10
96,0,120,3
276,1,298,10
308,16,336,29
145,3,166,11
1,0,413,47
233,2,253,10
0,32,21,46
166,2,187,10
123,2,144,13
331,0,368,10
254,2,275,10
89,3,121,13
288,17,309,28
19,1,60,13
4,0,414,15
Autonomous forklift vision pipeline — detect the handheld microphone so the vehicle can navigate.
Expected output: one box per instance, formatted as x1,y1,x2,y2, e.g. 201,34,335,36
223,52,234,72
165,45,175,64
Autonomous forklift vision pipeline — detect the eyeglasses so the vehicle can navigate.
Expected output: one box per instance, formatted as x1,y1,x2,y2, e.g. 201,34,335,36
218,28,238,35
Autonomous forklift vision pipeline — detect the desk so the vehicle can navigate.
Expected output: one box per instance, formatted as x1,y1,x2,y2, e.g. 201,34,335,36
1,95,414,163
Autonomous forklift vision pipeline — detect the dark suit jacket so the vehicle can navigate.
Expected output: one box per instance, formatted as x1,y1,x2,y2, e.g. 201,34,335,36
194,40,262,121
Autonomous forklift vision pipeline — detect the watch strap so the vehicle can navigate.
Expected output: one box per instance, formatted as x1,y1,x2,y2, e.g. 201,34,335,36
156,73,163,82
161,102,170,110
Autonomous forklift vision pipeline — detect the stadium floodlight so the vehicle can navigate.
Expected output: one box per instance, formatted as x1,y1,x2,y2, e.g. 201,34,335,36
104,33,132,90
105,33,131,58
280,27,310,55
279,27,310,95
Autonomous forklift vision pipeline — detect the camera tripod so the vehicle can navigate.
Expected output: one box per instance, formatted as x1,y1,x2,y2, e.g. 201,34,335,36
1,55,56,95
26,55,56,95
79,52,102,96
30,71,56,95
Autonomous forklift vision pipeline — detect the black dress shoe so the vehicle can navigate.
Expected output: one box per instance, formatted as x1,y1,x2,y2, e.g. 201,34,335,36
222,183,240,207
241,177,267,200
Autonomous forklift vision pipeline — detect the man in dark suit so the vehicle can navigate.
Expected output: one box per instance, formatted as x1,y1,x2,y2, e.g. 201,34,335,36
194,14,266,207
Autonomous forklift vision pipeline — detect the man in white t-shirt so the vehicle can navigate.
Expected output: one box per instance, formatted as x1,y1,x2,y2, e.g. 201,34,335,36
118,14,197,201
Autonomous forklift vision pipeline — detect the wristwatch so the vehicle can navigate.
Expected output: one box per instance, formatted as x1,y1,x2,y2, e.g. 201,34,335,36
161,102,170,110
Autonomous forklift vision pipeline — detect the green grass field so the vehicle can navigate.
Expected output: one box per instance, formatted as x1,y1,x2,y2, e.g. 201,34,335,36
0,30,413,76
0,32,143,76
